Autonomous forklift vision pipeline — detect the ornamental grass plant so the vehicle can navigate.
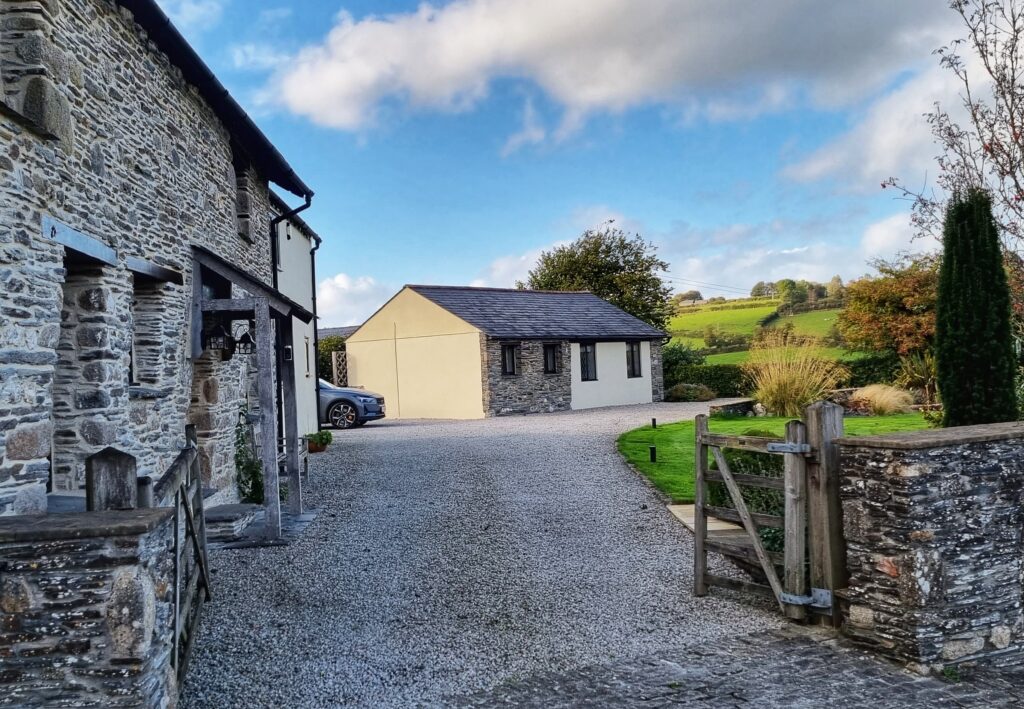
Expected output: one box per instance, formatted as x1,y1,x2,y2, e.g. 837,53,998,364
742,331,848,416
850,384,915,415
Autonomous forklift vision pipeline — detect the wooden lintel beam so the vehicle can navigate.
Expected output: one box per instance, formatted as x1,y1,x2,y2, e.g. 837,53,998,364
201,298,257,314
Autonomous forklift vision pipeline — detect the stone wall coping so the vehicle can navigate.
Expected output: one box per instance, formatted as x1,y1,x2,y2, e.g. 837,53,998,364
837,420,1024,451
0,508,174,543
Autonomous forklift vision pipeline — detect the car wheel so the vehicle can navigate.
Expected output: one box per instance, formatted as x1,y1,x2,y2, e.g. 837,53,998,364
328,402,357,429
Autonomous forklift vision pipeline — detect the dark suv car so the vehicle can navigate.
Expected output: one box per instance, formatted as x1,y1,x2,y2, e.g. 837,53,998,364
318,379,386,429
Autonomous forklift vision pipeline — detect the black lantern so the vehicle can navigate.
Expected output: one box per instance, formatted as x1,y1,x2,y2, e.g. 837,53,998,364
203,322,233,352
234,321,256,355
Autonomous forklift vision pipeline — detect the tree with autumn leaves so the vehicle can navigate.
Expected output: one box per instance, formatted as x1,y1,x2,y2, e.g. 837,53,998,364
838,255,940,356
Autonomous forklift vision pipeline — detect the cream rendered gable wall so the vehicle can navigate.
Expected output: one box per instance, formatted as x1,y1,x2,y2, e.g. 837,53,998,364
569,340,653,410
346,288,485,419
275,218,319,435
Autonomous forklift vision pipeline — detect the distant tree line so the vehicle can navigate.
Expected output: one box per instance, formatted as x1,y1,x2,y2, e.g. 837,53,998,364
749,276,845,305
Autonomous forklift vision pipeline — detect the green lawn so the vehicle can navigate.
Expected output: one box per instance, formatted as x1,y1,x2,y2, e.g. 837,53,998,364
617,414,929,504
773,309,843,338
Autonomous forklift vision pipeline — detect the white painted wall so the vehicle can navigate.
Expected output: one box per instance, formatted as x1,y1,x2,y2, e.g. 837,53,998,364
569,340,653,410
276,217,319,435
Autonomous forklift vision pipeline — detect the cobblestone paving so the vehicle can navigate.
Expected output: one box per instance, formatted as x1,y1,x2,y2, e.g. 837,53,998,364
452,627,1024,708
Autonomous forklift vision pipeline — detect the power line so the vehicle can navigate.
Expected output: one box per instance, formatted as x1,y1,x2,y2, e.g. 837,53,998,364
662,276,750,295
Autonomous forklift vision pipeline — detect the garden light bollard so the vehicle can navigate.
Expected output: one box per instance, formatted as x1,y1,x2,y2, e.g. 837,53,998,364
652,417,657,429
649,446,657,463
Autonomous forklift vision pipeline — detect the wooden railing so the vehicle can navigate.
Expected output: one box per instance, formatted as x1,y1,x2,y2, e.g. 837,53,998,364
693,401,846,625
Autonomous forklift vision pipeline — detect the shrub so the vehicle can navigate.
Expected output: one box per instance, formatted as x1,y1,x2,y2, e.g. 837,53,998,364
706,428,784,552
850,384,915,415
676,364,750,397
665,383,716,402
662,341,706,388
743,332,848,416
894,352,938,404
843,352,900,388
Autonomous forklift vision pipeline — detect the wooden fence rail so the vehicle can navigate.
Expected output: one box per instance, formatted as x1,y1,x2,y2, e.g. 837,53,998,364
693,401,845,625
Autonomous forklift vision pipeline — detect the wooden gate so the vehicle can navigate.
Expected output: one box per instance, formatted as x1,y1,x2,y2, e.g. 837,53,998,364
153,426,212,684
693,401,846,624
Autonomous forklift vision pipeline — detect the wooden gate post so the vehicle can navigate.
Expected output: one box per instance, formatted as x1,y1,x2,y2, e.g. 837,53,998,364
693,415,709,596
254,298,282,540
85,447,138,511
782,420,808,621
805,400,846,626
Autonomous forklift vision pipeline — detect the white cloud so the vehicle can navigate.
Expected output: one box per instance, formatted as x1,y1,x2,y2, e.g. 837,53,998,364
316,273,395,327
159,0,225,34
784,66,961,190
272,0,956,132
231,43,291,72
470,246,549,288
860,212,936,260
501,98,546,156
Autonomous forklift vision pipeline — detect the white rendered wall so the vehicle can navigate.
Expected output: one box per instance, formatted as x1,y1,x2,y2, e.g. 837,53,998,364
276,218,319,434
569,341,653,410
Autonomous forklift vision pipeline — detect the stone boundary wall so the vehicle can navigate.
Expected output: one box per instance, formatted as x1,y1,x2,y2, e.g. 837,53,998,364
838,422,1024,673
481,337,572,416
0,508,177,706
0,0,281,513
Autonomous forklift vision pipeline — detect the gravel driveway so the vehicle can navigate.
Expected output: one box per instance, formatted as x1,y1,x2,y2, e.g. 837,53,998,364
181,402,781,707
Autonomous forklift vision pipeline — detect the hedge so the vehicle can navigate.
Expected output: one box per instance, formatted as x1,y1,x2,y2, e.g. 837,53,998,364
843,352,900,388
675,364,751,397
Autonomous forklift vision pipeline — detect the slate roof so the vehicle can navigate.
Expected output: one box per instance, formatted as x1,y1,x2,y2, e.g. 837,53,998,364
318,325,360,339
407,286,666,340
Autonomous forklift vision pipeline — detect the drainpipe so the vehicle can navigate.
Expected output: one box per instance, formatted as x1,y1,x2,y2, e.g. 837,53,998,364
309,232,323,431
270,192,313,290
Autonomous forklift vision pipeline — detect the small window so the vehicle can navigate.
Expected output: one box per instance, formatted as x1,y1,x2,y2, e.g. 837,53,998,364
501,343,519,376
543,343,560,374
580,343,597,381
626,341,643,378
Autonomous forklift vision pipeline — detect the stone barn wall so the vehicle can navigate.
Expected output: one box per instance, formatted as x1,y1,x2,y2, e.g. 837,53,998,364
839,423,1024,673
481,337,572,416
0,0,280,514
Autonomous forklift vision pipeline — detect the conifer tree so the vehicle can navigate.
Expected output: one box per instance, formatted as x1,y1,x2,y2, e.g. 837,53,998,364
936,188,1018,426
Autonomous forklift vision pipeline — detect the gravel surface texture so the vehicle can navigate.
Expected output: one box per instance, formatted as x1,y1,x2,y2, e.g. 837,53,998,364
181,402,782,708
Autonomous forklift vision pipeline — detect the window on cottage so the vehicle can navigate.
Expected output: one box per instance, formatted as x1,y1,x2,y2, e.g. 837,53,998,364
501,343,519,376
580,343,598,381
626,341,643,378
543,343,560,374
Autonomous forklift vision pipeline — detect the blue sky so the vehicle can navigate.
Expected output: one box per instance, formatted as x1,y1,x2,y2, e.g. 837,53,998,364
158,0,961,325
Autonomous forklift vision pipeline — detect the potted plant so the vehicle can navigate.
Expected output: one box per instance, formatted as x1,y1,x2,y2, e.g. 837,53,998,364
306,430,333,453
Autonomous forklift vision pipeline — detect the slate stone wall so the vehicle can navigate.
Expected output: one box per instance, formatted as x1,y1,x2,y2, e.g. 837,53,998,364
481,337,572,416
0,0,280,513
650,339,664,402
839,425,1024,672
0,509,177,707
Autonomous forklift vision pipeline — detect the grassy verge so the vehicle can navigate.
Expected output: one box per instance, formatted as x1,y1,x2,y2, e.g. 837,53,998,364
704,347,867,365
617,413,929,504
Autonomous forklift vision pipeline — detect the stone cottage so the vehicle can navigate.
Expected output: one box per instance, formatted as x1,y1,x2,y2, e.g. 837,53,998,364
344,285,666,418
0,0,319,703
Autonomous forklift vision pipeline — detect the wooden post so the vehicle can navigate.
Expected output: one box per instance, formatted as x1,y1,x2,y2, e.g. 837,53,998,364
782,419,808,621
281,317,303,515
805,400,846,626
85,447,138,511
255,298,281,539
694,415,709,596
